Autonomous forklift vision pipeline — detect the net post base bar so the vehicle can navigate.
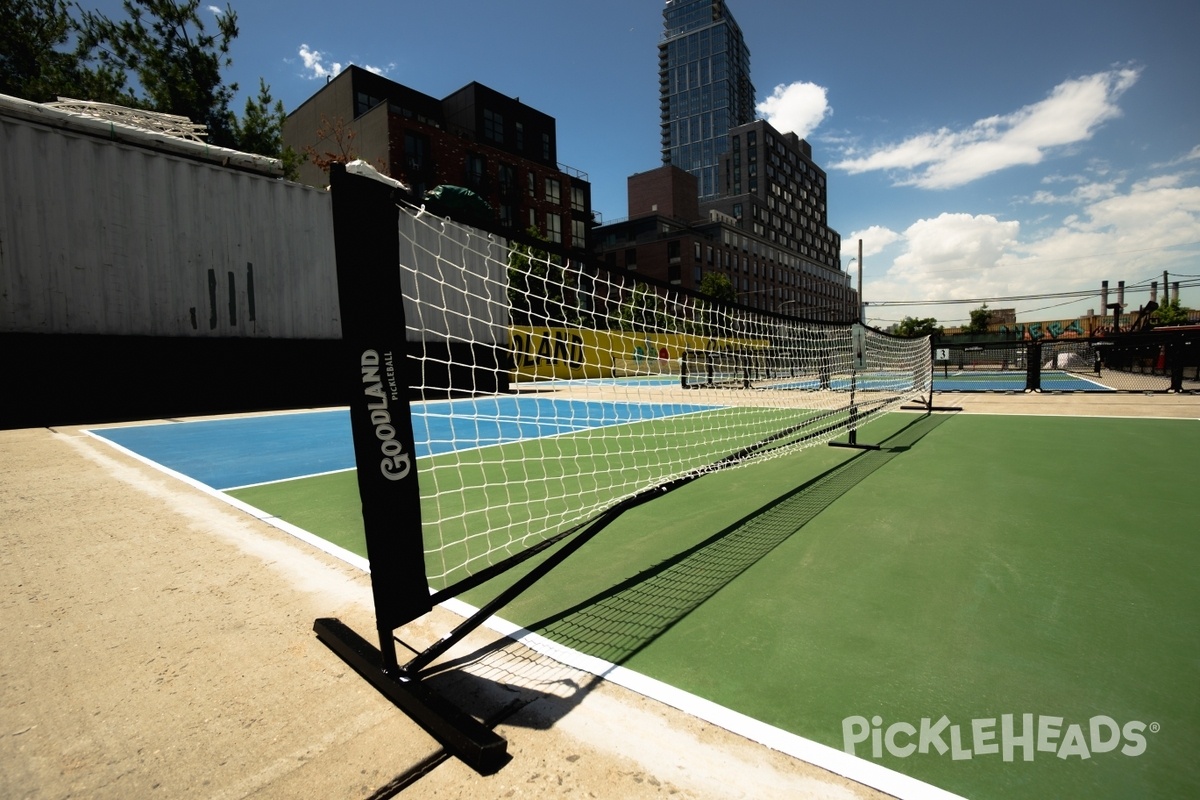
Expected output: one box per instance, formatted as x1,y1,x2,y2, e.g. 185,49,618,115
313,617,509,774
827,411,883,450
905,352,961,412
828,436,880,451
901,398,963,413
828,368,881,450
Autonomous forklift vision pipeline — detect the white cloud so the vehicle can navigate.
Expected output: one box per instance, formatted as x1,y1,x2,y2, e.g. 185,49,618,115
894,213,1019,283
1030,179,1123,206
295,45,392,80
834,67,1140,189
861,176,1200,326
298,44,342,80
843,225,902,260
360,63,394,76
1153,143,1200,169
756,82,830,138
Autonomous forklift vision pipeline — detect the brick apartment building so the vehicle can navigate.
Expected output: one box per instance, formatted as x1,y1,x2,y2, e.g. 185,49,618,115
283,65,593,255
596,158,855,321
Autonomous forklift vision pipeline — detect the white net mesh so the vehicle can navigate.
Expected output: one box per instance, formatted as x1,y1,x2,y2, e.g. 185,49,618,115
391,202,932,590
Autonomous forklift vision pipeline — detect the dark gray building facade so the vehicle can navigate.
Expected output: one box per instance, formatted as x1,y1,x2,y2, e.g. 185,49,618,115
706,120,842,275
659,0,756,202
597,1,854,321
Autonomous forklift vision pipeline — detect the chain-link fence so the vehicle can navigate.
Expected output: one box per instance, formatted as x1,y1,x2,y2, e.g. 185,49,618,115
932,331,1199,393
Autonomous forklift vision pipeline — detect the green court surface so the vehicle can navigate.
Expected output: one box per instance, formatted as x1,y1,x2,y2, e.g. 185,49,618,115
230,410,1200,800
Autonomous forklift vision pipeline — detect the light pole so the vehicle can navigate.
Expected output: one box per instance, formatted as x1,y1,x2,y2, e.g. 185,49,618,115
845,239,864,322
844,255,854,321
857,238,864,323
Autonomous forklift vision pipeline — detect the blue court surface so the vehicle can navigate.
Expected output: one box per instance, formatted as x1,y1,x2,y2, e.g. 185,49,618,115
932,370,1112,392
531,374,681,388
90,396,720,490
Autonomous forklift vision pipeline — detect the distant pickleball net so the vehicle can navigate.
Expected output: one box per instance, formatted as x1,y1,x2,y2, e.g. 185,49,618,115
316,162,933,767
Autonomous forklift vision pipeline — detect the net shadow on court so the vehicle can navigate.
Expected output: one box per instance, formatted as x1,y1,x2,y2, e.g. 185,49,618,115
428,411,953,695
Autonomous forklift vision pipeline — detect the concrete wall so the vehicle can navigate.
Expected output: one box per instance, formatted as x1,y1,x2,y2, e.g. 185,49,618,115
0,99,507,428
1,108,340,339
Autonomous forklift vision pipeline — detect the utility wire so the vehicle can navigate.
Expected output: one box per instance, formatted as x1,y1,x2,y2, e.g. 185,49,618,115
870,278,1200,307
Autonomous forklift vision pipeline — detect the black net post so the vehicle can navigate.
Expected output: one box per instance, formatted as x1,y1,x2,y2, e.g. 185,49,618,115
1025,341,1042,392
329,164,433,667
316,164,510,774
1167,338,1184,392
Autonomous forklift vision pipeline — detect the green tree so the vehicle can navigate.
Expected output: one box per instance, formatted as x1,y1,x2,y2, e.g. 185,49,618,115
894,316,943,338
966,304,991,335
1151,297,1191,327
75,0,240,146
4,1,298,171
507,228,576,327
616,282,668,333
0,0,123,101
232,77,300,178
698,272,736,304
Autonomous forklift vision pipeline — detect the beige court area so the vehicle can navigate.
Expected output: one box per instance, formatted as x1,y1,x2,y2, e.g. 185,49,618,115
2,391,1197,799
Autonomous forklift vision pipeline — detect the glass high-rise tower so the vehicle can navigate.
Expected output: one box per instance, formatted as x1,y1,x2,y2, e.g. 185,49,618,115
659,0,756,201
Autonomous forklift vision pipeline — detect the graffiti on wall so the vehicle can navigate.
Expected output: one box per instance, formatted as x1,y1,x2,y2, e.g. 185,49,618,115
998,319,1085,340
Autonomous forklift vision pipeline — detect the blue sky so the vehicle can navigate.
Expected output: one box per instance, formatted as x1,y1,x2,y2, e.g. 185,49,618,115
89,0,1200,328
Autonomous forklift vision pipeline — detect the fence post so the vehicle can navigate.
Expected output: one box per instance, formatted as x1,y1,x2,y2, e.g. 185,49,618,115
1025,341,1042,392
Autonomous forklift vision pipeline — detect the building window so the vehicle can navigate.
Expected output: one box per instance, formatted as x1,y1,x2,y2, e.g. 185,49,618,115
354,91,382,117
404,131,430,192
498,163,515,197
527,171,536,198
542,132,551,161
466,154,485,190
626,248,637,269
515,121,524,151
572,218,586,248
545,178,561,205
571,185,586,212
483,109,503,143
500,204,515,228
546,213,562,244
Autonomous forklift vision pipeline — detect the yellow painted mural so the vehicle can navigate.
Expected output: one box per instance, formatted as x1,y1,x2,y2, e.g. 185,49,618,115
509,327,768,380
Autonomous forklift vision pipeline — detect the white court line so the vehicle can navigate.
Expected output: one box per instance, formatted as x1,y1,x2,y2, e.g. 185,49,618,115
84,430,371,573
85,415,964,799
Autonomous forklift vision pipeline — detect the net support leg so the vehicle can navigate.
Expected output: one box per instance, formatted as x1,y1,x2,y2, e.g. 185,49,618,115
402,495,650,676
313,618,508,774
902,358,961,412
829,371,881,451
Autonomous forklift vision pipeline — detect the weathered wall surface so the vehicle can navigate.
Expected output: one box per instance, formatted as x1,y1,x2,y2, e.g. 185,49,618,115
0,100,511,428
0,109,339,339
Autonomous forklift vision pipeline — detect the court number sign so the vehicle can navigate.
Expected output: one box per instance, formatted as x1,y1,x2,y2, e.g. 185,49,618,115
936,348,950,361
